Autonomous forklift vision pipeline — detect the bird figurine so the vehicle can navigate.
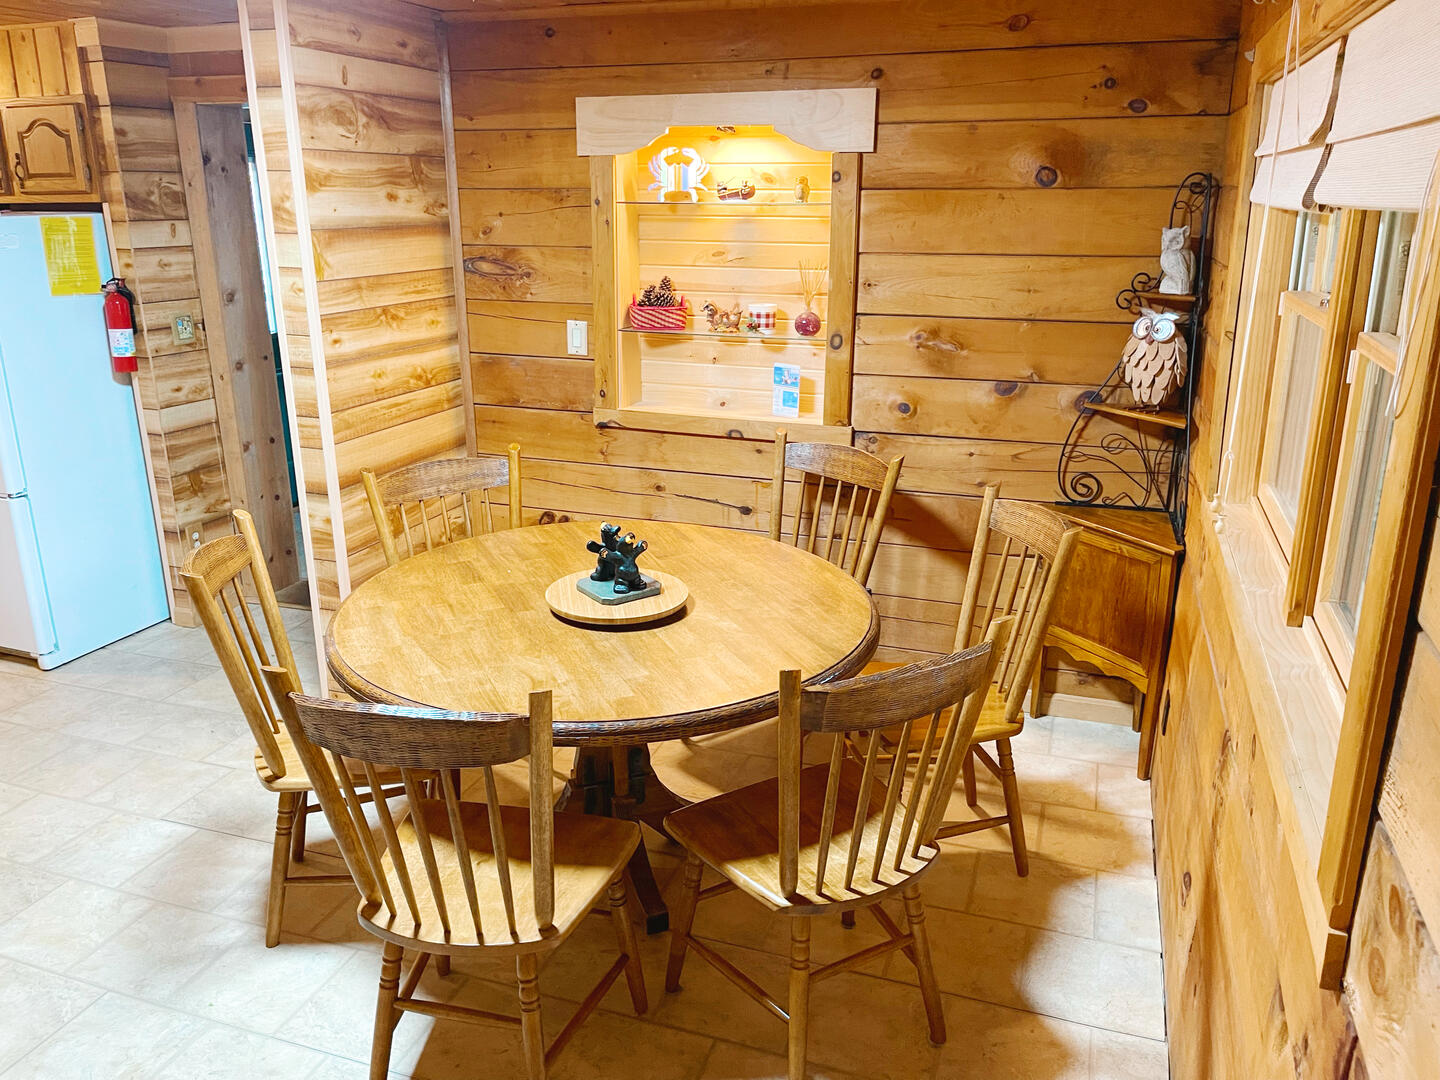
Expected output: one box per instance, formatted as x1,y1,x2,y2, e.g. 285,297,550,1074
1121,309,1188,409
1158,225,1194,295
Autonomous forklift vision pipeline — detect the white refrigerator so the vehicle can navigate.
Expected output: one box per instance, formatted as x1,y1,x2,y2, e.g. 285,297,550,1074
0,212,169,668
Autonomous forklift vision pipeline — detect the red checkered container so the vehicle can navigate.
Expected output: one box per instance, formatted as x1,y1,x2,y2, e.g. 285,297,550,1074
628,295,689,331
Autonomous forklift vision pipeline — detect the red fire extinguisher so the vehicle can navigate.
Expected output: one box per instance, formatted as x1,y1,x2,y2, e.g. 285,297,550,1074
102,277,137,374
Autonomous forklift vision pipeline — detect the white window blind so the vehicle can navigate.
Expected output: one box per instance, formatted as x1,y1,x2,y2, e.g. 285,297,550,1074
1250,43,1342,210
1313,0,1440,211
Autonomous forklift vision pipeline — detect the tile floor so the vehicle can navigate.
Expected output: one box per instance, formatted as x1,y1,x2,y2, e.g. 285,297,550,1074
0,614,1166,1079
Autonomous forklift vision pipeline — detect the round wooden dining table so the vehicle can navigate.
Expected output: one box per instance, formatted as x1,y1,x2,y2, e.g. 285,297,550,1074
325,518,879,930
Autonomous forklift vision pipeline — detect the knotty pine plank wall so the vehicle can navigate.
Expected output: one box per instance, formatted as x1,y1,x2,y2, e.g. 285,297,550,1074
76,19,235,625
1152,0,1440,1076
446,0,1236,665
240,0,465,621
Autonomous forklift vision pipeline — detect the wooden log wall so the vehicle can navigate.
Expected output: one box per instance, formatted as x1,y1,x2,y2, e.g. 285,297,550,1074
73,19,241,625
239,0,466,622
1154,0,1440,1076
445,0,1237,670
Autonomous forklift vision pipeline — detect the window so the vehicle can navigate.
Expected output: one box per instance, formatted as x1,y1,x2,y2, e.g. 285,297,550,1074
1312,211,1416,678
1257,211,1342,558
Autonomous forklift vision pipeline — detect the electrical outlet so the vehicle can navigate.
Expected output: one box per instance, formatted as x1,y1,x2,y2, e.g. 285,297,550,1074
566,319,588,356
173,314,196,344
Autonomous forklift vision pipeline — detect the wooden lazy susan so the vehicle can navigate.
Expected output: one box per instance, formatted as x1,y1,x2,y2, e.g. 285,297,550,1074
545,570,690,627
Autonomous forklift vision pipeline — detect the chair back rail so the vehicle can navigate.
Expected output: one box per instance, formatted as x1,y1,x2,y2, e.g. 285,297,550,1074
776,617,1011,899
768,429,902,587
180,509,299,778
363,445,523,568
953,488,1081,726
274,688,557,946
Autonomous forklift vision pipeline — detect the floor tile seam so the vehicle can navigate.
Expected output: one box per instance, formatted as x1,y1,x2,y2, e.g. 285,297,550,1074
0,975,345,1079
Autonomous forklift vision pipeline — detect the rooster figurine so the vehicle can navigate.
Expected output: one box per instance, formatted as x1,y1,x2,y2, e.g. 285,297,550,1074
1121,309,1188,409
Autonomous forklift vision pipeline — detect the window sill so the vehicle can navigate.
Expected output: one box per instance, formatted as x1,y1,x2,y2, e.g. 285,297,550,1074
1203,497,1348,978
1213,498,1345,856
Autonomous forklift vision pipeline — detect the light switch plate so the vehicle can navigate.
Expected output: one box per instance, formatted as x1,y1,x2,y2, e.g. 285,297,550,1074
173,314,196,344
566,319,588,356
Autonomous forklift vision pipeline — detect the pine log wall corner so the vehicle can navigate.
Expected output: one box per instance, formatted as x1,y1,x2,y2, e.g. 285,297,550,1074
1152,0,1440,1076
445,1,1237,684
75,19,246,626
239,0,466,619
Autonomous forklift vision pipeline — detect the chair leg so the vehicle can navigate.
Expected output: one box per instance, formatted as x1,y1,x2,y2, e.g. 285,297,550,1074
266,790,300,947
609,874,648,1015
517,953,546,1080
787,918,811,1080
840,910,856,929
290,791,308,863
435,953,451,977
665,854,704,993
370,941,403,1080
995,738,1029,877
962,746,979,808
902,884,946,1046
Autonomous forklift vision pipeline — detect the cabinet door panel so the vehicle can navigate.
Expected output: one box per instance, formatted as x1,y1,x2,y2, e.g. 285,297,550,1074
3,103,90,195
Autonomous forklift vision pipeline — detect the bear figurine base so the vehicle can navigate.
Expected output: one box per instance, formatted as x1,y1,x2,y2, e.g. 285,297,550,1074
576,574,663,606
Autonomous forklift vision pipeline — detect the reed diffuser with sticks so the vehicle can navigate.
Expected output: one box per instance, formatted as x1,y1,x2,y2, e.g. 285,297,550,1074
794,261,826,337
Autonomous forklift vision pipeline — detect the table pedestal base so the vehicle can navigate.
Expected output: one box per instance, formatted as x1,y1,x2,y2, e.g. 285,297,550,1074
557,745,689,935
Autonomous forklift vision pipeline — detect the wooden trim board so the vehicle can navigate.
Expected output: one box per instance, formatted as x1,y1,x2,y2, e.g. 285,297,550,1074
576,88,877,155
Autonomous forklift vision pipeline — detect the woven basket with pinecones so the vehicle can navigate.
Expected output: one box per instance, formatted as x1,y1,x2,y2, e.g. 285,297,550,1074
630,276,689,331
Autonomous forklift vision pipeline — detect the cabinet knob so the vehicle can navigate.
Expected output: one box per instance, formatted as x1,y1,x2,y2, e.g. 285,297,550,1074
11,154,23,182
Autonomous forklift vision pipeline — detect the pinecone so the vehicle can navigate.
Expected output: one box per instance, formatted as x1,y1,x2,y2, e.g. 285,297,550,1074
639,276,677,307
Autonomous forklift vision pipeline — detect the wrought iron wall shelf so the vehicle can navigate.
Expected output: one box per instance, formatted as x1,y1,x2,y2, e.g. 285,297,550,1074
1056,172,1217,545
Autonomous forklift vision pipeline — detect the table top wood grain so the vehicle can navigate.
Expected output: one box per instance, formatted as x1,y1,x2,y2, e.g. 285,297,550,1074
325,520,879,746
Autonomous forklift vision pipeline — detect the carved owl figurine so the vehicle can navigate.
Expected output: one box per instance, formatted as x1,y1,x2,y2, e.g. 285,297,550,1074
1158,225,1194,295
1122,309,1187,409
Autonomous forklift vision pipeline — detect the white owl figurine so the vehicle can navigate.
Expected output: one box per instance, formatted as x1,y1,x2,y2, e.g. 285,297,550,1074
1122,309,1187,409
1158,226,1194,295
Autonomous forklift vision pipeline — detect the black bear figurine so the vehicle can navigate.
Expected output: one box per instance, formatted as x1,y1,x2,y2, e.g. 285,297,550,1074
585,522,622,581
604,533,649,594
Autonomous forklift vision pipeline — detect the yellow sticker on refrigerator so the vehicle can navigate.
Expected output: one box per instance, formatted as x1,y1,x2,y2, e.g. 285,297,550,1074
41,215,102,296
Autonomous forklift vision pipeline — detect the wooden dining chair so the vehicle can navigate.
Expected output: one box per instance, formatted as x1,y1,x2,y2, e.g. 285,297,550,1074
663,619,1009,1080
362,444,523,568
265,681,647,1080
770,429,903,588
867,486,1082,877
180,508,355,946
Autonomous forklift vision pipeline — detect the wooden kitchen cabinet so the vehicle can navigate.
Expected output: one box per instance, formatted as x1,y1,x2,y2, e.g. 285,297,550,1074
1031,505,1183,780
0,100,94,199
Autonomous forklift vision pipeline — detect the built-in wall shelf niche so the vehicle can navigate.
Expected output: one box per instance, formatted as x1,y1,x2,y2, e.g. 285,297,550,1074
577,89,876,439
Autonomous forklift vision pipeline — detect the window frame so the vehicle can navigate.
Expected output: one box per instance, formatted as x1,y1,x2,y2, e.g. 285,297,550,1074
1312,330,1400,680
1257,287,1332,559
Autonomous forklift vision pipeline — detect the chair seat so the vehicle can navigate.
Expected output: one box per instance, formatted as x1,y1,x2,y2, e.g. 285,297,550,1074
253,725,406,792
861,661,1023,745
665,760,937,915
361,798,641,952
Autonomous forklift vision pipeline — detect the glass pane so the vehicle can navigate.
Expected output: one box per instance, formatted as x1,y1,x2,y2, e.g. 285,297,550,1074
1326,360,1396,638
1289,212,1339,293
1266,313,1325,526
1365,211,1419,334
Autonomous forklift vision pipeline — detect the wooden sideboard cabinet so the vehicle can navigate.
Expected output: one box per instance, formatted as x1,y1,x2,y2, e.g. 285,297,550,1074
1,100,94,198
1031,506,1183,780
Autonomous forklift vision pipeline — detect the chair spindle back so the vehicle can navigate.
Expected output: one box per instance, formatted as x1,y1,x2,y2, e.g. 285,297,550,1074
769,429,903,587
180,509,300,779
274,688,557,946
363,445,523,569
954,487,1081,727
776,617,1011,899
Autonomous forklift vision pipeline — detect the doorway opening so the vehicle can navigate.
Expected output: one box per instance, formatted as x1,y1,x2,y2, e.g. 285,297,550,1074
184,101,307,608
